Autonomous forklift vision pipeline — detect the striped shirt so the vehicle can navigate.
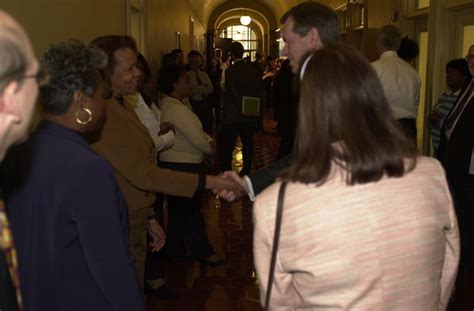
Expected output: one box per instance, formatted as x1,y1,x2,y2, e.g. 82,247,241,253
429,90,459,153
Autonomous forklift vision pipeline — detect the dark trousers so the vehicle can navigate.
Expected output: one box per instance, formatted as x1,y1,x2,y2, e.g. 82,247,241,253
158,161,214,261
190,100,212,133
218,122,254,176
207,93,221,130
398,118,417,146
451,184,474,269
144,195,166,289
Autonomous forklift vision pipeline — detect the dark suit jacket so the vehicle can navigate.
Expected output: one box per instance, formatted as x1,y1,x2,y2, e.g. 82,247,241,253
437,81,474,186
222,59,264,125
249,153,294,195
3,121,145,311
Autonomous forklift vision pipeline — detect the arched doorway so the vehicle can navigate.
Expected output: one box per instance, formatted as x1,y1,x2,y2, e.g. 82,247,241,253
219,25,258,59
206,1,279,60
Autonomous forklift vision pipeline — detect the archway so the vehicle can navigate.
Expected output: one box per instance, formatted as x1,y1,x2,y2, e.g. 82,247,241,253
206,0,279,59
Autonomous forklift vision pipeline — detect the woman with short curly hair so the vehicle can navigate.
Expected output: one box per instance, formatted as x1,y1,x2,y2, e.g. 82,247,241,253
3,40,145,310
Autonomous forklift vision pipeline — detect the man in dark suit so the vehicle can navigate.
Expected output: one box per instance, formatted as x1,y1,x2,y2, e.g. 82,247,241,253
436,44,474,273
218,42,264,176
0,10,40,311
217,2,340,199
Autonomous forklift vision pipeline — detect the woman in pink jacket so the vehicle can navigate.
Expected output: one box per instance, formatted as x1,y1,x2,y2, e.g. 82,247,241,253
253,44,460,310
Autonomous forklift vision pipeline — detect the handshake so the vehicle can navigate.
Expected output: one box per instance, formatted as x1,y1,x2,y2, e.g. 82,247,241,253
206,171,250,202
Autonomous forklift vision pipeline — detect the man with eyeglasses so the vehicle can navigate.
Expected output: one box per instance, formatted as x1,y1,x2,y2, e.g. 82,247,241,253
0,9,41,311
437,44,474,277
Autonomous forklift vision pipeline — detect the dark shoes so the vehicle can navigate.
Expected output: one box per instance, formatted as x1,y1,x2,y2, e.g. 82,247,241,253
145,285,180,300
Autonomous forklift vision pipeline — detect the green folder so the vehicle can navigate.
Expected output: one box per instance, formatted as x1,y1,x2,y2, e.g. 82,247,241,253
242,96,260,116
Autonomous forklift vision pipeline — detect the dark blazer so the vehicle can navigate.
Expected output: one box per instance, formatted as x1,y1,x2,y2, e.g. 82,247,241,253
249,153,294,195
437,80,474,186
222,59,264,125
3,121,145,311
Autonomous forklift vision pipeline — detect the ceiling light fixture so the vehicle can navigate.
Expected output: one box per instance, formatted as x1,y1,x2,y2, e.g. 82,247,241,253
240,14,251,26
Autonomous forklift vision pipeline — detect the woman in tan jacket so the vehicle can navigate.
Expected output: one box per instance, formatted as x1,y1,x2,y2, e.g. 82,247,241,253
253,44,460,310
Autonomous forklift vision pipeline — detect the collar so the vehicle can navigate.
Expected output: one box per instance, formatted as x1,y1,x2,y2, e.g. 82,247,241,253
36,120,89,148
380,50,398,59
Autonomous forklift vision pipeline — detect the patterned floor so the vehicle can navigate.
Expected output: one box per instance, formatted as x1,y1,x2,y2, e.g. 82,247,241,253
146,117,280,311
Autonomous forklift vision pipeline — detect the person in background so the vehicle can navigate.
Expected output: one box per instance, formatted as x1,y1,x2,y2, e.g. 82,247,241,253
4,39,146,310
219,54,230,92
158,64,225,268
273,58,298,159
252,51,265,76
206,57,222,130
428,58,471,153
254,43,459,310
397,36,420,65
0,10,40,311
372,25,421,143
262,56,275,111
187,50,213,133
171,48,184,65
162,52,176,66
437,44,474,284
219,42,264,177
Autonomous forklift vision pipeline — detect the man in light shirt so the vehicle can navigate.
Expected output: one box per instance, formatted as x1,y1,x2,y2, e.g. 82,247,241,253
187,50,213,133
372,25,421,142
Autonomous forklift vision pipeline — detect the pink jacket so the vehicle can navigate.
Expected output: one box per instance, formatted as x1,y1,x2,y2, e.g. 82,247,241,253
253,157,459,310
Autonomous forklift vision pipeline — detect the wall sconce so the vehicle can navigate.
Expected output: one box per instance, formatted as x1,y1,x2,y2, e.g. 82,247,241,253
175,32,181,49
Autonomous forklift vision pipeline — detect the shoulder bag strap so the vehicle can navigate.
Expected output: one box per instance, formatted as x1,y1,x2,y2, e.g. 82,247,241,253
264,181,287,311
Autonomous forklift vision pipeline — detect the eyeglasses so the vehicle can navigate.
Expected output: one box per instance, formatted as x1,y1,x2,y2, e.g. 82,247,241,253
20,67,49,86
465,54,474,61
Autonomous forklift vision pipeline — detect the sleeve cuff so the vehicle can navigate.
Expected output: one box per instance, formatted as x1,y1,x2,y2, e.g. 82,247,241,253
243,176,256,201
156,131,175,152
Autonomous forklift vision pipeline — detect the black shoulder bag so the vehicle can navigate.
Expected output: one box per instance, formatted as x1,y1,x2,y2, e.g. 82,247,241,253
264,181,287,311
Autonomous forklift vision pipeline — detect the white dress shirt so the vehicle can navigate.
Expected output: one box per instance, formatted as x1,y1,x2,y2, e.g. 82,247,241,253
372,51,421,119
188,69,213,102
126,93,175,154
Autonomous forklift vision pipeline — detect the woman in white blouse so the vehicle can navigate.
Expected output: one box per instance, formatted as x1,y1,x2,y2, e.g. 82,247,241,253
157,64,225,268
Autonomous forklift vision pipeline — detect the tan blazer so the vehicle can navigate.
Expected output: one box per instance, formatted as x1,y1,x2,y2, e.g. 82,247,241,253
91,98,199,212
253,157,459,310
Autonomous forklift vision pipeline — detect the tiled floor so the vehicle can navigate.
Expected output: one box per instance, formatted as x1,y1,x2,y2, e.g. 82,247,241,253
146,117,280,311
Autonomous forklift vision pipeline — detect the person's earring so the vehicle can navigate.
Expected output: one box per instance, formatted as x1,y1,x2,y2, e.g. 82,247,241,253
75,107,92,125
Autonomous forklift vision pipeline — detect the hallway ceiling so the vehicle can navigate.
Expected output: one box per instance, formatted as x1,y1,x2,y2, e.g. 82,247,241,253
197,0,332,24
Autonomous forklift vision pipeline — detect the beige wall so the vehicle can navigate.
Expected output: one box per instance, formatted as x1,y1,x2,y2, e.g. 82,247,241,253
146,0,206,72
2,0,208,73
1,0,127,58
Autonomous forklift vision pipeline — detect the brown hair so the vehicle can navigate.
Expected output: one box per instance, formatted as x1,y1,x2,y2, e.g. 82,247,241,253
282,43,417,185
280,2,340,46
90,35,137,74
